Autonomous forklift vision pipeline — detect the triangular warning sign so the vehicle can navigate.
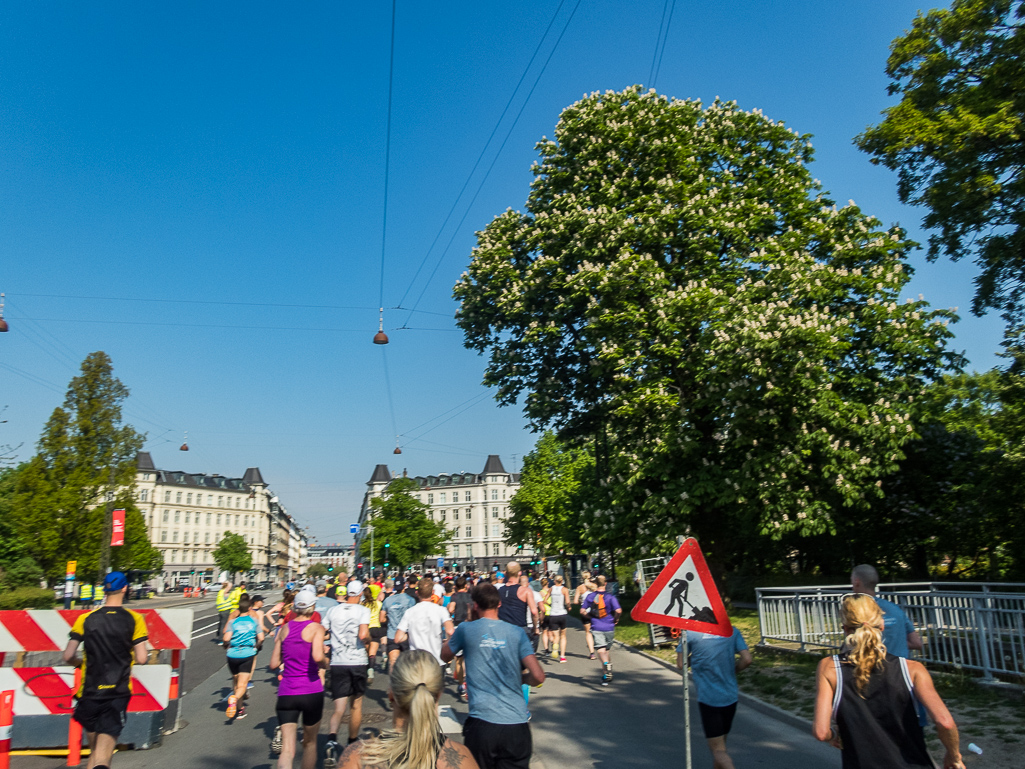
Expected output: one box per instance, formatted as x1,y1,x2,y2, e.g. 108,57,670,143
631,538,732,637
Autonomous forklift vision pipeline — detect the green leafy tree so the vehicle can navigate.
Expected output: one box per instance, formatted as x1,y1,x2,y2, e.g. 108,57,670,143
307,562,329,579
455,87,960,568
505,432,592,558
212,532,253,581
856,0,1025,323
362,478,449,570
10,352,155,579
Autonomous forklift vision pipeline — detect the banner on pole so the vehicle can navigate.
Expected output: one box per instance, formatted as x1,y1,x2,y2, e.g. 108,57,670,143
111,510,125,547
630,538,732,637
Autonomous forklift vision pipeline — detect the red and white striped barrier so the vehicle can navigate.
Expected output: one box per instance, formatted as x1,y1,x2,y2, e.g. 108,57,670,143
0,667,171,716
0,609,193,652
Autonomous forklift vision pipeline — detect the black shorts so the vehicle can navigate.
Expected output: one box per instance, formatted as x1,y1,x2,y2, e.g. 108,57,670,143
369,627,386,640
540,616,550,630
276,693,324,726
227,655,256,675
386,638,409,654
73,696,130,738
463,717,532,769
548,614,567,631
329,665,367,699
698,701,737,739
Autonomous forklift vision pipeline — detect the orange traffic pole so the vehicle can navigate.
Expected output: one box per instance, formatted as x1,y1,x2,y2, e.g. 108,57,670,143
66,669,82,767
0,689,14,769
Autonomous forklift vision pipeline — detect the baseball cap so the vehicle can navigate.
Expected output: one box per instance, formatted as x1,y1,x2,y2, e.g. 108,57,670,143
347,580,364,597
316,579,328,590
104,572,128,592
293,587,317,610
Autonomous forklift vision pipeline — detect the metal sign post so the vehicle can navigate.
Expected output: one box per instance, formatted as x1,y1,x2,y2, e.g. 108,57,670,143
682,632,691,769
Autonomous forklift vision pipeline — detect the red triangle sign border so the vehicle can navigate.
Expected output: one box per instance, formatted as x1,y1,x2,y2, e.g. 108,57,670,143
630,538,733,637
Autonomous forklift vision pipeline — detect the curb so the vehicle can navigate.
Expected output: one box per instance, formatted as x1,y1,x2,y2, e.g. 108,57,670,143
612,640,814,734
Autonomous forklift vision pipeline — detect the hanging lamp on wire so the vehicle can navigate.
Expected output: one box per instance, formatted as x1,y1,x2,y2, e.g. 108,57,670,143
179,431,189,451
0,293,8,333
393,435,402,454
373,307,389,345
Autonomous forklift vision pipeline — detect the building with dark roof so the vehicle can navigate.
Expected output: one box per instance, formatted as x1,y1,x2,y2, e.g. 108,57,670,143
356,455,526,572
135,453,307,588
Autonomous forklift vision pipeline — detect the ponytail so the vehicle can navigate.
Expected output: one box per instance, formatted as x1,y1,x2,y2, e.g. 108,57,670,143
356,650,444,769
841,594,887,695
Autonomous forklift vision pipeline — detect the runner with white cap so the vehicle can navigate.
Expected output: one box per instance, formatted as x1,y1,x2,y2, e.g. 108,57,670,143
322,579,371,767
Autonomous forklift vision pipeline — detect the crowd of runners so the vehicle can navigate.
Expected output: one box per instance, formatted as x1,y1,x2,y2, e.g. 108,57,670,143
60,562,966,769
213,563,620,769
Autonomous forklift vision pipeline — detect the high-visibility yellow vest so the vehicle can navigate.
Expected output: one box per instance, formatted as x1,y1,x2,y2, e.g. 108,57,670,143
80,584,93,600
216,589,234,612
229,587,243,610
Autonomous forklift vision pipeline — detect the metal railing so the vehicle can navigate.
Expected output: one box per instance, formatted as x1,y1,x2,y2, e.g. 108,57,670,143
756,582,1025,680
637,556,675,647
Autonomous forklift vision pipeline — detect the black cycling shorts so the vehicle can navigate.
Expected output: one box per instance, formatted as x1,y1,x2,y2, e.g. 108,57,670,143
386,638,409,654
276,693,324,726
698,701,737,739
369,626,386,640
329,665,368,699
548,615,567,631
227,655,256,675
73,696,130,738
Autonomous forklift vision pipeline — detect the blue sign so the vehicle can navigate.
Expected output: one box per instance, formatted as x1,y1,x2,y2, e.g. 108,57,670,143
437,558,445,570
350,523,360,534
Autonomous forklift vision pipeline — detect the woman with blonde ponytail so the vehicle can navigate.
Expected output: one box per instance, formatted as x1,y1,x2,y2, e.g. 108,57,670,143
338,650,478,769
813,594,964,769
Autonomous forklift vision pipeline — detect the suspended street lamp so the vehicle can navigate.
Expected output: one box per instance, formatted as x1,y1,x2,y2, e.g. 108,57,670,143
373,307,389,345
0,293,8,333
179,431,189,451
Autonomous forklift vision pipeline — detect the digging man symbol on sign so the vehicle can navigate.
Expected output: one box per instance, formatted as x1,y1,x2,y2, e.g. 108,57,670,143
663,572,716,624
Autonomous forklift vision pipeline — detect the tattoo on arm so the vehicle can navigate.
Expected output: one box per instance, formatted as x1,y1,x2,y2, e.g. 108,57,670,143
440,740,463,767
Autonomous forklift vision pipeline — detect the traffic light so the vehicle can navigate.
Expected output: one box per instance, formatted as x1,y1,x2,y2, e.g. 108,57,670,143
328,565,334,572
517,544,523,551
384,542,390,568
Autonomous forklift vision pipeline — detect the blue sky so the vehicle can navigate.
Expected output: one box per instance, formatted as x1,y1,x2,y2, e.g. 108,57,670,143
0,1,1002,543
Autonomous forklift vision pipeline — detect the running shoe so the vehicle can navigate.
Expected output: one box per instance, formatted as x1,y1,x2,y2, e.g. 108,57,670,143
559,656,567,663
605,663,613,682
589,653,596,660
226,694,238,719
324,739,340,769
270,726,282,754
458,683,467,702
601,672,610,687
367,667,375,683
235,704,248,720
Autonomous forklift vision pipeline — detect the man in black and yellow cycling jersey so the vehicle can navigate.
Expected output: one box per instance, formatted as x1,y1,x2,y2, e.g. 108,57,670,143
63,571,148,769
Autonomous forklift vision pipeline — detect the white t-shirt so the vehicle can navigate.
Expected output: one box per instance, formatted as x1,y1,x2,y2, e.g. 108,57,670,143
433,582,445,598
323,602,371,666
528,589,543,628
397,602,451,663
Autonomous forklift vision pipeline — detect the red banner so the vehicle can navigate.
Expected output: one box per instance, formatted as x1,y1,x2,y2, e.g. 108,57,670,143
111,509,125,546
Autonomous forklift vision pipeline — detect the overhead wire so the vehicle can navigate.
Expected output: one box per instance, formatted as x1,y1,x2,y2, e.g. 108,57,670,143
649,0,672,85
650,0,678,88
401,0,584,325
395,0,570,311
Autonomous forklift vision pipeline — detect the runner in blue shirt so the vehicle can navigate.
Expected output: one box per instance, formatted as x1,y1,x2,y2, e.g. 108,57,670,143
223,594,264,721
382,586,416,669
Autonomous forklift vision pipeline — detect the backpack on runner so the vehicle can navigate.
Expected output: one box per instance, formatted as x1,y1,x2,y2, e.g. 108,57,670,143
589,593,608,619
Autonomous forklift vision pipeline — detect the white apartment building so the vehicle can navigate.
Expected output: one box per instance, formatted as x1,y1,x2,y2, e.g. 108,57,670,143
357,455,532,571
134,452,307,587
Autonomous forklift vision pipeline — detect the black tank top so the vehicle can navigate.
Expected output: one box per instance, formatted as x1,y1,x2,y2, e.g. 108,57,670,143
496,583,528,627
832,653,931,769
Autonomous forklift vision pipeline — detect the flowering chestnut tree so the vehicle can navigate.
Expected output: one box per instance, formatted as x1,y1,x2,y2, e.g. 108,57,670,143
454,87,961,565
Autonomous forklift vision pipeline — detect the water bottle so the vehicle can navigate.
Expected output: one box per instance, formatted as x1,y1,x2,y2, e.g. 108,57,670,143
967,743,983,755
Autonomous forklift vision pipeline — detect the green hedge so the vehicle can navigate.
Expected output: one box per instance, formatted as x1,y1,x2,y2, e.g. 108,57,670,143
0,587,58,610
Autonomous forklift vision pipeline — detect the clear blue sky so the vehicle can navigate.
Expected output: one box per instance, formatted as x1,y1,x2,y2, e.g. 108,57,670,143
0,1,1001,544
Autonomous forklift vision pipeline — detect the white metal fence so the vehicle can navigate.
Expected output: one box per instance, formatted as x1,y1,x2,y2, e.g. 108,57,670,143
636,556,675,647
756,582,1025,680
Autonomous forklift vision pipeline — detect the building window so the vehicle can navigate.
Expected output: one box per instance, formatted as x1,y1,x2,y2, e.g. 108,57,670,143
174,510,181,523
185,493,191,504
164,491,171,502
465,526,471,538
173,531,179,542
440,492,446,504
428,493,434,504
175,491,182,503
208,495,213,505
491,507,498,518
491,490,498,500
170,550,176,563
205,533,211,544
440,511,446,522
453,510,459,521
244,515,248,527
162,510,169,523
465,491,471,502
416,495,421,502
183,532,189,544
466,545,473,558
139,489,148,502
235,515,240,526
491,524,499,538
453,544,460,558
161,531,167,542
217,514,222,526
207,513,212,525
185,512,191,524
143,473,150,481
217,495,223,507
493,543,499,556
502,489,506,499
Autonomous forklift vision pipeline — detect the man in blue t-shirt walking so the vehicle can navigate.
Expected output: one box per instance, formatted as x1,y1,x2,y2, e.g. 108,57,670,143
442,582,545,769
677,628,752,769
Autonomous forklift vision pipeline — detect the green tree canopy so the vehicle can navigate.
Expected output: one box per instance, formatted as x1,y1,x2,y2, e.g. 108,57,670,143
362,477,449,570
455,87,960,567
307,562,329,579
856,0,1025,323
10,352,158,579
212,532,253,580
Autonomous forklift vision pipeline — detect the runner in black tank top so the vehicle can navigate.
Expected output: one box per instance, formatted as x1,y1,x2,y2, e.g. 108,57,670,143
496,583,528,627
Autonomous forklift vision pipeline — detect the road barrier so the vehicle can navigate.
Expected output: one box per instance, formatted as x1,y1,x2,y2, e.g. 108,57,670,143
0,609,193,758
756,582,1025,679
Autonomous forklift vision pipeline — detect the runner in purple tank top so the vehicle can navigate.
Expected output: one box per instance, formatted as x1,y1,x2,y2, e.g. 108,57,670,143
270,589,328,769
